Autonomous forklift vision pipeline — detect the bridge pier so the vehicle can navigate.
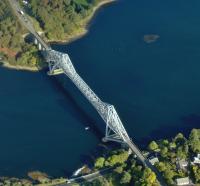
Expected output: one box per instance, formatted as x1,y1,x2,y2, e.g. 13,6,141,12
47,60,64,76
102,137,107,143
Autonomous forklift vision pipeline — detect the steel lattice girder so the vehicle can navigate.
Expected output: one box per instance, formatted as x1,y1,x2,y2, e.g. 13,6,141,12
44,49,131,144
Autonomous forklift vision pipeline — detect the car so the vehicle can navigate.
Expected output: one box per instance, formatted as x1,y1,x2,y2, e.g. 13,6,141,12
18,10,24,15
22,0,28,5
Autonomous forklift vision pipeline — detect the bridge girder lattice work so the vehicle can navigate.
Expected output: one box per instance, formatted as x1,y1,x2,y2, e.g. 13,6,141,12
43,49,131,144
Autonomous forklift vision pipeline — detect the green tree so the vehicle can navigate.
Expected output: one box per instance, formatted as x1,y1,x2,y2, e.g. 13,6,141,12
148,141,159,151
94,157,105,169
131,165,143,181
105,151,129,167
192,165,200,183
174,133,186,146
169,142,176,149
29,0,99,41
142,168,157,185
156,162,167,172
120,171,132,184
163,169,176,185
160,147,168,158
114,166,124,174
189,129,200,153
85,177,109,186
176,145,188,160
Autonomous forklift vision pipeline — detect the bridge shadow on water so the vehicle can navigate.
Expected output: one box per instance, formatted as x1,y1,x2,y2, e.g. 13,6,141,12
38,69,200,175
45,72,103,138
40,70,120,175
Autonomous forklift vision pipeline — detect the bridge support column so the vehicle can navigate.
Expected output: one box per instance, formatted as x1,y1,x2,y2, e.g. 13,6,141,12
102,137,108,143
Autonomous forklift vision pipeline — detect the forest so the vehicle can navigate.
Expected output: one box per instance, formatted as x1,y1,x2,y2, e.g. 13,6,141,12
82,128,200,186
27,0,101,40
0,0,43,68
2,129,200,185
0,0,102,68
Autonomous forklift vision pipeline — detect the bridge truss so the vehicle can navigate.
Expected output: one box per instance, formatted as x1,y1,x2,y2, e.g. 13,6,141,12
44,49,131,143
43,49,146,163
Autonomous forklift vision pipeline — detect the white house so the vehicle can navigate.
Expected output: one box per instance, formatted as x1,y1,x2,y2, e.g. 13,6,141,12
192,154,200,164
177,159,188,170
175,177,190,186
149,157,159,165
22,0,28,5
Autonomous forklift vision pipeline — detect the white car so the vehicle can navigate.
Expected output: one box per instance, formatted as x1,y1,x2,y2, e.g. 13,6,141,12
23,0,28,5
18,10,24,15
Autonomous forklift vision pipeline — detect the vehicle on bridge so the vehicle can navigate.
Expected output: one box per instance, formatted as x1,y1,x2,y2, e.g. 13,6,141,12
18,10,24,15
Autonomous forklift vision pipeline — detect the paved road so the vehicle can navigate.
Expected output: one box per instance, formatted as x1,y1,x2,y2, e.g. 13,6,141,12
127,139,167,186
7,0,49,49
58,167,114,186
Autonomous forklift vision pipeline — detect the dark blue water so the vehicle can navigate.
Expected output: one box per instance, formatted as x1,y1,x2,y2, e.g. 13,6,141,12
54,0,200,140
0,68,98,177
1,0,200,177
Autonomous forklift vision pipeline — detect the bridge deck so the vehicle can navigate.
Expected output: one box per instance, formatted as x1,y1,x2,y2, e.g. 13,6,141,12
8,0,49,50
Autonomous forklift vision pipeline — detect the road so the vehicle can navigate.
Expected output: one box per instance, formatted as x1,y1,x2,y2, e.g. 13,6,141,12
58,161,166,186
127,139,167,186
7,0,49,49
58,167,114,186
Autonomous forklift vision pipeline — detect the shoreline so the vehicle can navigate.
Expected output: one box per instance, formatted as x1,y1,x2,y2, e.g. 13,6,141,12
44,0,116,45
1,0,116,72
1,62,40,72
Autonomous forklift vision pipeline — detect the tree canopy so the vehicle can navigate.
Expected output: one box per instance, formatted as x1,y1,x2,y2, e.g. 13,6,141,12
28,0,101,40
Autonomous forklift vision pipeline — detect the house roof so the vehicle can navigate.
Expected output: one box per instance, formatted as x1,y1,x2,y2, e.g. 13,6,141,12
176,177,190,185
149,157,159,165
178,159,188,165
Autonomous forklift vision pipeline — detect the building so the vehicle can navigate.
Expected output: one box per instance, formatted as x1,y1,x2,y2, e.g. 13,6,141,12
177,159,188,170
175,177,190,186
149,157,159,165
22,0,28,5
192,154,200,164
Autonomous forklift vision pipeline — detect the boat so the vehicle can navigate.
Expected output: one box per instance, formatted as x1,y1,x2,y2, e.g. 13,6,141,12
72,166,86,177
85,126,90,130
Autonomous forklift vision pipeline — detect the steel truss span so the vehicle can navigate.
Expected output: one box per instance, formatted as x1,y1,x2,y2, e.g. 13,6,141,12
43,49,146,164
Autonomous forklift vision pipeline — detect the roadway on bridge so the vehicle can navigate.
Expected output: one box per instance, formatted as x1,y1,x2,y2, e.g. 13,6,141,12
8,0,49,49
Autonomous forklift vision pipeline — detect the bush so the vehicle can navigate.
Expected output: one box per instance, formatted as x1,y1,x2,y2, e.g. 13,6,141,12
148,141,159,151
94,157,105,169
120,171,132,184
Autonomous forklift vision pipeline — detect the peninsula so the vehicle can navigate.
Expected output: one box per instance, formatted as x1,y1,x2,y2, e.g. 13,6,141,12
0,0,115,71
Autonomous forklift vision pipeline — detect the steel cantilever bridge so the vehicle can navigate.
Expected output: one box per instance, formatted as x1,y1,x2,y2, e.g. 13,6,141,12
7,0,147,164
43,49,147,164
8,0,167,184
